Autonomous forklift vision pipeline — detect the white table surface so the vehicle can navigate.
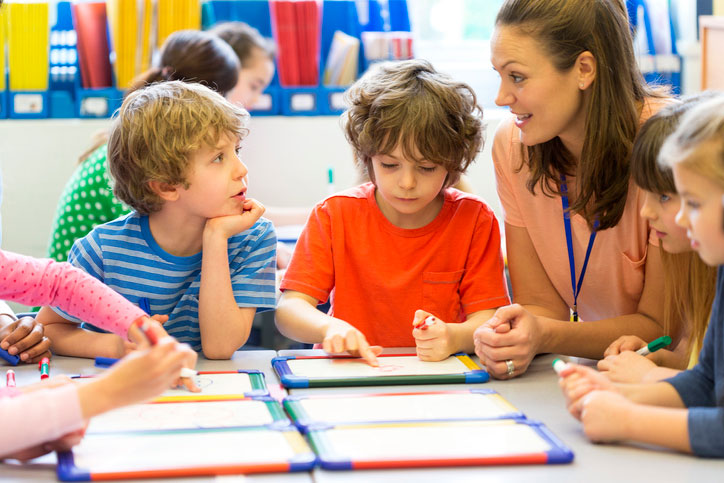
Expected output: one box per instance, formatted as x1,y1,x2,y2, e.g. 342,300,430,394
3,349,724,482
277,348,724,483
0,351,310,483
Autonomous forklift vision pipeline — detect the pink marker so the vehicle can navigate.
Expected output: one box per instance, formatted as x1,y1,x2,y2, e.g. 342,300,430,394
414,315,437,330
6,369,16,387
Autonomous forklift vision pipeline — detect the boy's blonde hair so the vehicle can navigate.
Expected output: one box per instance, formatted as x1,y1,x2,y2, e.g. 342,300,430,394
108,81,249,214
343,59,483,188
659,95,724,189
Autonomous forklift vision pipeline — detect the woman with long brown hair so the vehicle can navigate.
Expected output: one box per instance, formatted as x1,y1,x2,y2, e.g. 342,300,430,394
474,0,673,378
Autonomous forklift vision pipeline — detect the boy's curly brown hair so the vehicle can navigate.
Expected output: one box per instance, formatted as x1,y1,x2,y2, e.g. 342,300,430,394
343,59,484,187
107,81,249,214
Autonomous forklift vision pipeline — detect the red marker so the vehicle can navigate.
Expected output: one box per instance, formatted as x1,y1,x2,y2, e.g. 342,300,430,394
132,317,159,345
414,315,437,330
39,357,50,380
6,369,16,387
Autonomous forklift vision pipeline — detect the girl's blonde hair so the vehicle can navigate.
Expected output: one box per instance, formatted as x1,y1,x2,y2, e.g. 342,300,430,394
659,95,724,189
496,0,666,230
645,94,724,364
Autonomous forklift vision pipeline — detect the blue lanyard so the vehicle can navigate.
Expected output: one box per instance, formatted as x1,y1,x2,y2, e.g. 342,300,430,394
560,174,598,322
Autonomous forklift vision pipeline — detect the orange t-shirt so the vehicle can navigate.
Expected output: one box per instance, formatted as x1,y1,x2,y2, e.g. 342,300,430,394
280,183,511,347
492,98,670,322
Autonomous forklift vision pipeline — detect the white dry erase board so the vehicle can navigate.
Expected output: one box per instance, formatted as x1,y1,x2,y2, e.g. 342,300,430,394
57,427,316,480
273,353,488,388
308,420,574,470
284,390,523,430
153,371,267,401
86,399,282,433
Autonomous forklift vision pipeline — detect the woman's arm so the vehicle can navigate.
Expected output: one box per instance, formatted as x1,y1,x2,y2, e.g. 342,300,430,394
475,224,665,378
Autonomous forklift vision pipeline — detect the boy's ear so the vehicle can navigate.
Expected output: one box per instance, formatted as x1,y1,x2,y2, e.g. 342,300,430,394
147,180,180,201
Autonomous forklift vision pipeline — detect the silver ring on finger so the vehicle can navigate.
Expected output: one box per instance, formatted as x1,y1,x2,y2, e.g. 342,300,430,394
505,359,515,377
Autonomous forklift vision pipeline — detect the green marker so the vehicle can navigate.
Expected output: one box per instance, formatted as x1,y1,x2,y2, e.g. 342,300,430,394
552,358,568,374
635,336,672,356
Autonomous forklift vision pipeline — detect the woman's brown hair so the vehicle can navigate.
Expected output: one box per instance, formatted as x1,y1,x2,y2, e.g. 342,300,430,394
631,98,718,365
496,0,665,230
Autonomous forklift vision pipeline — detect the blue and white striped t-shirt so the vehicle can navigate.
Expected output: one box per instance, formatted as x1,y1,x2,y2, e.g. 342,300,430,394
52,212,277,351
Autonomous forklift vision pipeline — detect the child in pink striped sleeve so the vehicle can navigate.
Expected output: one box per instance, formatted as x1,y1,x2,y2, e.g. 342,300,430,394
0,249,198,461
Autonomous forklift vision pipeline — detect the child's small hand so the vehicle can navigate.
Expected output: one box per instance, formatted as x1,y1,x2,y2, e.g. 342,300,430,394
603,335,647,357
597,351,657,383
558,363,615,420
127,317,199,392
580,390,632,443
323,320,382,367
411,310,454,361
276,241,293,270
205,198,266,240
3,426,86,462
0,316,52,363
92,337,197,409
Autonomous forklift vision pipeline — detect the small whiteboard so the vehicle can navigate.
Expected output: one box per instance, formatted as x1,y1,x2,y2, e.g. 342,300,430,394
57,427,316,480
284,390,523,430
272,353,488,388
153,370,268,401
87,399,285,433
308,420,573,470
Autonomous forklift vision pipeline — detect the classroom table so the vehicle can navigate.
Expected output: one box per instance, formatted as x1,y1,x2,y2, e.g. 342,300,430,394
3,349,724,482
0,350,311,483
279,348,724,483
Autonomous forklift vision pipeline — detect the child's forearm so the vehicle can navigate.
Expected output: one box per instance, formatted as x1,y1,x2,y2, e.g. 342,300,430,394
618,381,686,408
622,403,691,453
449,309,497,354
43,322,126,358
198,234,254,359
650,348,689,370
275,292,334,343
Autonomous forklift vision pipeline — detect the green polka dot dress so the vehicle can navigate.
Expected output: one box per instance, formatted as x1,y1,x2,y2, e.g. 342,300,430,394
48,144,130,262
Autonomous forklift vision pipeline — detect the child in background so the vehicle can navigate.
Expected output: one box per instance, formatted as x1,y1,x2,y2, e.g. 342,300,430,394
0,249,198,460
210,21,276,110
597,98,718,383
210,21,303,266
559,96,724,457
48,29,241,264
275,60,510,365
37,81,276,360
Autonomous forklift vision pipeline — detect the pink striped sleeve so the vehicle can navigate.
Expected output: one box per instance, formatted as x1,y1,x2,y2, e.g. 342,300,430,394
0,383,84,457
0,250,145,338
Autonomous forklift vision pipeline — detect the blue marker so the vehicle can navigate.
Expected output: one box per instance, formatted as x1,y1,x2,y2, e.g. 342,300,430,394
94,357,119,368
139,297,151,314
0,347,20,366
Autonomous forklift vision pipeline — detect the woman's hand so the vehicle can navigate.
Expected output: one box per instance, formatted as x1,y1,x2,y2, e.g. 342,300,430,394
473,304,542,378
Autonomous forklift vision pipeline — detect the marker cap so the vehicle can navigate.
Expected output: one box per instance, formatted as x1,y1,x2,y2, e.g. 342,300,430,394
647,335,672,353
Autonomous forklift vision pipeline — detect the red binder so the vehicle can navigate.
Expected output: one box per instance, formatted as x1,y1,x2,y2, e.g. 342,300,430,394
72,1,113,88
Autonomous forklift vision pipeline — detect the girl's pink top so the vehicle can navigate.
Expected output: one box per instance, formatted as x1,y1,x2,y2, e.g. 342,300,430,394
0,249,146,458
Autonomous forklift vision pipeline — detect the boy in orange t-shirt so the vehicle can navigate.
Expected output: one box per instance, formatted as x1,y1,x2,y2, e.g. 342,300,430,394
276,60,510,365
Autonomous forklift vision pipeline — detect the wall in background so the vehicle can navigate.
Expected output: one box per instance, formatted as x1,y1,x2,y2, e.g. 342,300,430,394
0,112,506,262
